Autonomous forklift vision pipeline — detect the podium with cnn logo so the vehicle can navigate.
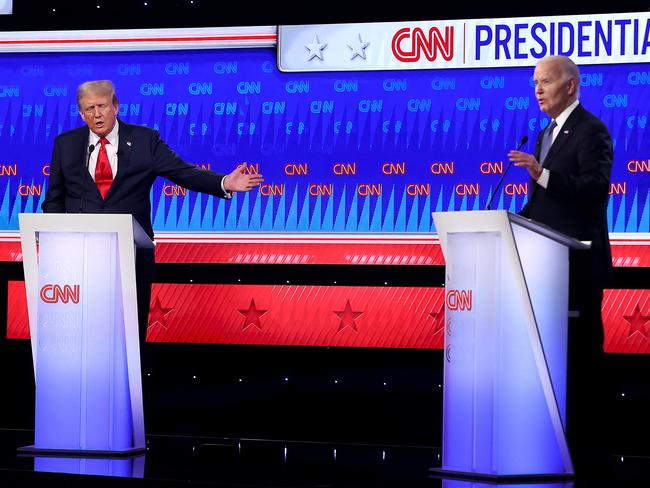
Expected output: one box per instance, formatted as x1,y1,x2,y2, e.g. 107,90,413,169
18,213,153,455
431,210,588,481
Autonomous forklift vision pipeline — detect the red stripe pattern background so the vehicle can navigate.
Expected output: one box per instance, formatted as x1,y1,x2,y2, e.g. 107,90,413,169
0,238,646,266
5,237,649,352
146,284,445,349
603,289,650,354
9,281,650,353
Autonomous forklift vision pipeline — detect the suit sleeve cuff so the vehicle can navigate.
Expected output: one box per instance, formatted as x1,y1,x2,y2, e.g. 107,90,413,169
536,168,550,189
221,175,233,199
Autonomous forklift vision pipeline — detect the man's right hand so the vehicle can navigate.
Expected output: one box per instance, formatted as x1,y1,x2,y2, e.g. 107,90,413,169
224,162,264,192
508,150,543,181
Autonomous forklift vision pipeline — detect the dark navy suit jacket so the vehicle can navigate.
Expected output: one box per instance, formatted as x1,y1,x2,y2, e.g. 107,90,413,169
41,120,229,238
519,103,613,285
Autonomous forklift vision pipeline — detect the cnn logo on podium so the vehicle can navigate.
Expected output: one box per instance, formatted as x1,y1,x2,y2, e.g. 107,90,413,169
40,284,80,304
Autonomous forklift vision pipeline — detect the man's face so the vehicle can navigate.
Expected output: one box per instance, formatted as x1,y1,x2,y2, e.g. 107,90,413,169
79,91,118,137
533,60,576,119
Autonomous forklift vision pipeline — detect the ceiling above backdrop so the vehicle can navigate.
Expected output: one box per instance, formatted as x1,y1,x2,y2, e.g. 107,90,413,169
0,0,648,32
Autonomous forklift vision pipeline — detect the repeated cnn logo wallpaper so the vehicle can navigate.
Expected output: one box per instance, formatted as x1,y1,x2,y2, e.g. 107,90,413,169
1,21,648,352
0,47,647,234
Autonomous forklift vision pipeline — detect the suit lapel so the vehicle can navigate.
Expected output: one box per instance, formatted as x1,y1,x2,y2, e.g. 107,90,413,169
540,104,584,170
105,120,133,200
77,126,100,195
529,128,548,202
534,132,543,161
542,128,571,169
529,104,584,202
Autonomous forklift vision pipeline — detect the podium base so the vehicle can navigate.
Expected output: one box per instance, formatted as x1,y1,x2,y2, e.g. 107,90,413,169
429,467,574,483
17,445,145,458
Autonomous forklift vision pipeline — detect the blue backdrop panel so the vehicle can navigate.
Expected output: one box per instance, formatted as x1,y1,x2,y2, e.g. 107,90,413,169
0,48,647,233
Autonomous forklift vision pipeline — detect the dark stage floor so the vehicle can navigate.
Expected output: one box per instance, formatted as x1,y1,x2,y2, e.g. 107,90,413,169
1,429,649,488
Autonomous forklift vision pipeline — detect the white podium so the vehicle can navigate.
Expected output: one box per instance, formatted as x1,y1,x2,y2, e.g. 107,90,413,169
18,213,153,455
431,210,588,480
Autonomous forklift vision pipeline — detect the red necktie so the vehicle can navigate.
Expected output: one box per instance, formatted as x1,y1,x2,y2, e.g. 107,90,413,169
95,137,113,199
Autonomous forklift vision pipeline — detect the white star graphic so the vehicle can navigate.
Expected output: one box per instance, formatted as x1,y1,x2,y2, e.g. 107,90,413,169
347,34,370,60
305,34,327,61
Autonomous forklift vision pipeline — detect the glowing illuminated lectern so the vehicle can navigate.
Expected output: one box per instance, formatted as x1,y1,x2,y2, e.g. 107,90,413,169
18,213,153,455
432,210,588,480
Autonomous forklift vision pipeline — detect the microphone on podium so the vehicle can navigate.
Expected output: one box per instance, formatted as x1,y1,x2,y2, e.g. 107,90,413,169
79,144,95,213
86,143,96,171
485,135,528,210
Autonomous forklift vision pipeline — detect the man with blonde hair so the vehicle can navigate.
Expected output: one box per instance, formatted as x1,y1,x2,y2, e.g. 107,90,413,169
43,80,264,343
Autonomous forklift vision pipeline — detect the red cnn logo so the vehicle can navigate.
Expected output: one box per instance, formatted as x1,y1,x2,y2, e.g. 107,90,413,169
391,26,454,62
40,284,80,304
445,289,472,311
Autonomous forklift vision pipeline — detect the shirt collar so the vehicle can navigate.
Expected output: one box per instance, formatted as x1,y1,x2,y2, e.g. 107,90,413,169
89,120,119,146
553,99,580,131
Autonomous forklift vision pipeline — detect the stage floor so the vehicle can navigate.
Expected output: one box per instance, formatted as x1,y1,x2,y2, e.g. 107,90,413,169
0,429,648,487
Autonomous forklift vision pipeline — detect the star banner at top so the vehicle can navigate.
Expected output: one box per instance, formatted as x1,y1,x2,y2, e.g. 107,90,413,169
278,11,650,72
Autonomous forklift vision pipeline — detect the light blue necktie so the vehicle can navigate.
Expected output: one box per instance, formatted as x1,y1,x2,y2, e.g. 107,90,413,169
539,120,557,167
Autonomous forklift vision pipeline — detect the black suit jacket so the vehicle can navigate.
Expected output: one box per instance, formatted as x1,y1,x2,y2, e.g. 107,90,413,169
42,120,229,239
519,103,613,285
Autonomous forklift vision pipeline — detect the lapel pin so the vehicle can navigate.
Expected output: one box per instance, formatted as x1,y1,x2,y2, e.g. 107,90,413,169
126,141,132,146
563,130,570,134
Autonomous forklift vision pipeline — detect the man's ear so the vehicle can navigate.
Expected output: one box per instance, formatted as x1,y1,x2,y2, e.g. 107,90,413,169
567,77,578,96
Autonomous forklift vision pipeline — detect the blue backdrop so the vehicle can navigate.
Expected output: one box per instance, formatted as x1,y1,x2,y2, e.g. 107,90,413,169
0,48,647,233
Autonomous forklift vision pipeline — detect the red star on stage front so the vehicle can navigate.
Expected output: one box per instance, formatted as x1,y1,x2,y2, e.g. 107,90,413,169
334,299,363,332
147,295,174,330
623,303,650,338
429,302,445,334
238,298,268,331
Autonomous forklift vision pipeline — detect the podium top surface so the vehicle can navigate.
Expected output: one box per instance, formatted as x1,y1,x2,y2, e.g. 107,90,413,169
432,210,590,251
507,212,590,250
18,213,154,249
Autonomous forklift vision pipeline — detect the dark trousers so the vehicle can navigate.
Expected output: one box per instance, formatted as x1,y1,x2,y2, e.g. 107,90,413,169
135,246,155,346
566,250,609,473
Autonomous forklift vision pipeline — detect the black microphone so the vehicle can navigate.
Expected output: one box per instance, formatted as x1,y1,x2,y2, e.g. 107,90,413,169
486,135,528,210
79,144,95,213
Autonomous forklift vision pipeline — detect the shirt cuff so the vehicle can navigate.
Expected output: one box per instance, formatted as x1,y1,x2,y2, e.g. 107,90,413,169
221,175,233,199
536,168,550,189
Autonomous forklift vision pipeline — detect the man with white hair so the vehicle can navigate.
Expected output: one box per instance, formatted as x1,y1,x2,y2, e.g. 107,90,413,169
508,55,613,474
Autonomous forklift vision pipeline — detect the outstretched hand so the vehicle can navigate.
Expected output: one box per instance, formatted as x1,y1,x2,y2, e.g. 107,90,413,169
224,162,264,192
508,150,543,180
